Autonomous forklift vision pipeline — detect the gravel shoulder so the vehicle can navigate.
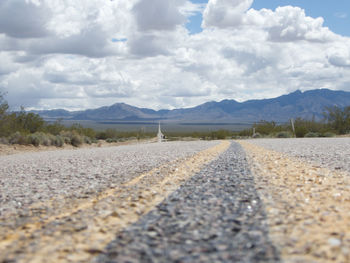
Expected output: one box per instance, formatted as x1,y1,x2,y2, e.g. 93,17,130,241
239,139,350,263
96,142,279,263
0,140,228,262
244,138,350,175
0,140,218,218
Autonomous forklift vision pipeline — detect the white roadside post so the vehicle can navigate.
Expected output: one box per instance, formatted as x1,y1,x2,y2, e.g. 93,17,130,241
157,122,164,143
291,118,296,137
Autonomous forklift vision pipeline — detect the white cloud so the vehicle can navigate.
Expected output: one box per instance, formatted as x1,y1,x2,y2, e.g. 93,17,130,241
260,6,336,42
0,0,50,38
0,0,350,111
334,12,347,19
202,0,253,28
327,43,350,67
133,0,187,32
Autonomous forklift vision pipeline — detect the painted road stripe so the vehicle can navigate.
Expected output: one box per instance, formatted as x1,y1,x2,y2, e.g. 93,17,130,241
0,141,230,263
239,141,350,263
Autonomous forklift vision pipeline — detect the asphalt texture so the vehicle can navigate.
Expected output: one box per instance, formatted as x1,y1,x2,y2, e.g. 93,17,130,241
246,138,350,174
95,142,279,263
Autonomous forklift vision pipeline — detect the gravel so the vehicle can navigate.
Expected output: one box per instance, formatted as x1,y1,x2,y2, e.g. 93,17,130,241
0,141,219,218
95,142,279,263
245,138,350,174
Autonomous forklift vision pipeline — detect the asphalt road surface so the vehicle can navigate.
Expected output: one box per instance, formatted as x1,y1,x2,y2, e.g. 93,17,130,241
0,139,349,263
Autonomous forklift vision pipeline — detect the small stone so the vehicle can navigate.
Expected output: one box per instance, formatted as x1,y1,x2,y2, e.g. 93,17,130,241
328,238,341,247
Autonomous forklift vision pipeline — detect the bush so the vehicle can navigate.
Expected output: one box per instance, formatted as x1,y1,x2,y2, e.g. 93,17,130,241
295,126,308,138
28,133,43,146
323,132,336,137
71,133,83,147
83,136,92,145
0,137,9,145
252,132,262,138
276,131,293,138
9,132,28,145
43,136,51,146
53,135,64,147
305,132,320,138
106,138,118,143
324,106,350,134
63,136,71,144
59,130,83,147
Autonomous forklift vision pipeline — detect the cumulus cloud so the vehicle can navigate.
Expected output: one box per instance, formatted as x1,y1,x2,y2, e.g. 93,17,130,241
260,6,335,42
29,25,119,58
1,0,350,111
203,0,253,28
327,43,350,67
133,0,187,32
0,0,50,39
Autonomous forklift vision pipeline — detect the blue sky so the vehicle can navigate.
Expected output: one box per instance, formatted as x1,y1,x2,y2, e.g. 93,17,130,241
1,0,350,110
187,0,350,36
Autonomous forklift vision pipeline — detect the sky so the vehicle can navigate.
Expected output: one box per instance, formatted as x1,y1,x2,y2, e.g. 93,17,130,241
0,0,350,111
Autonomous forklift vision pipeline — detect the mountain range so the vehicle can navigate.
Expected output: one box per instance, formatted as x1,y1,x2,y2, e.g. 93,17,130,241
33,89,350,123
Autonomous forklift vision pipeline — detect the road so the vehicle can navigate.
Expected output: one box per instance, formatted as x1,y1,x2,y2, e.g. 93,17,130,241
0,139,349,262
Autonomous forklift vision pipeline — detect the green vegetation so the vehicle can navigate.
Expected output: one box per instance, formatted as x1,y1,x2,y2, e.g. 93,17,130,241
323,105,350,134
239,106,350,138
1,93,349,146
0,93,158,147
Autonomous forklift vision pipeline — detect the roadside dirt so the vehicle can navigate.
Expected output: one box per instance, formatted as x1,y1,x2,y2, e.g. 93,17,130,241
0,138,158,156
239,140,350,263
0,141,230,263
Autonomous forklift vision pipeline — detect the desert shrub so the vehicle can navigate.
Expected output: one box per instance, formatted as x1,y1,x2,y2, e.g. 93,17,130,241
63,137,71,144
59,130,82,147
83,136,92,145
43,134,56,146
71,133,83,147
323,106,350,134
295,126,308,138
0,137,9,145
252,132,262,138
96,131,107,140
305,132,320,138
276,131,293,138
322,132,336,137
28,133,43,146
106,138,118,143
45,120,65,135
9,132,29,145
238,129,252,137
53,135,64,147
253,121,283,135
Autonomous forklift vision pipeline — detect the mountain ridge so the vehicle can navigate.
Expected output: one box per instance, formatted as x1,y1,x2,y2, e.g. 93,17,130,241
32,89,350,123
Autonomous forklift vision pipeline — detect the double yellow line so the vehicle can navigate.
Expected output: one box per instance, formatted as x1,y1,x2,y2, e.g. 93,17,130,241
0,141,230,263
239,141,350,263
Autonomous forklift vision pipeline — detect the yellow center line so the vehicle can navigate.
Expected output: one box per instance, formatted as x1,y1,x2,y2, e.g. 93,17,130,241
0,140,230,263
239,140,350,263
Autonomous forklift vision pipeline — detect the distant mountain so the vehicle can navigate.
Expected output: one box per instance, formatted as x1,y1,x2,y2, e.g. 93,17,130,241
33,89,350,123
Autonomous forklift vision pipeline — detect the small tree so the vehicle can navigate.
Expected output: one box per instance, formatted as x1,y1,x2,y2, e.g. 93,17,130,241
324,106,350,134
0,93,10,136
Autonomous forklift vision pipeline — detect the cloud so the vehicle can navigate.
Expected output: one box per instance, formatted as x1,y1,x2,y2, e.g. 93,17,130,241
260,6,335,42
133,0,187,32
0,0,50,39
29,25,119,58
334,12,347,19
327,44,350,67
202,0,253,28
1,0,350,111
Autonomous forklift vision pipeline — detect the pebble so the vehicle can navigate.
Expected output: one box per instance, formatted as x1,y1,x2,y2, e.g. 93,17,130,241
95,142,280,262
0,141,219,219
246,138,350,174
328,238,342,247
